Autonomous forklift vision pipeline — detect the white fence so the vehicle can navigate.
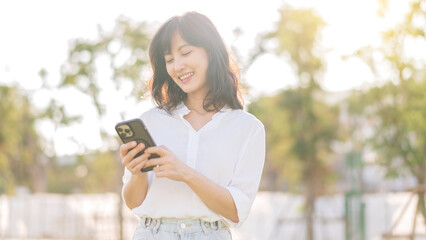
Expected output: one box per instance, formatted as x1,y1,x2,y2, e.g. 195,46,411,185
237,192,425,240
0,193,137,239
0,192,425,240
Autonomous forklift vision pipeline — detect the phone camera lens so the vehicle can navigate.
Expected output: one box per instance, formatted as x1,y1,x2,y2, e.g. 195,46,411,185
120,133,127,138
118,128,123,132
125,129,130,133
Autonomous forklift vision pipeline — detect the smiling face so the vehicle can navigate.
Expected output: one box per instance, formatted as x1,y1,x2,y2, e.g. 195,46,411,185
164,32,210,98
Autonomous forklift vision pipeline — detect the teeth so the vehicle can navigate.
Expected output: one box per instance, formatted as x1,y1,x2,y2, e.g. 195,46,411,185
179,72,194,80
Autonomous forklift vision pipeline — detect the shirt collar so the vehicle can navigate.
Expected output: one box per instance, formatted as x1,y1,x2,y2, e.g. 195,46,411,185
175,102,191,118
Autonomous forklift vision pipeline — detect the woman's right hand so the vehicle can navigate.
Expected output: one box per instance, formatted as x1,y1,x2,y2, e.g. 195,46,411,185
120,141,151,176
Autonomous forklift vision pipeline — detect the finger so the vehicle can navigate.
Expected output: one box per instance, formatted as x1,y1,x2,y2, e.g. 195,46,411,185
122,143,146,165
144,145,169,157
120,141,137,158
143,157,166,168
131,158,149,173
154,169,167,178
128,142,146,158
127,152,151,170
121,141,137,152
153,164,161,172
153,165,166,178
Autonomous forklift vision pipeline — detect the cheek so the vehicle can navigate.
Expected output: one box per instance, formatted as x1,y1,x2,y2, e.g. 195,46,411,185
201,61,209,78
165,66,180,85
200,54,209,74
165,65,173,77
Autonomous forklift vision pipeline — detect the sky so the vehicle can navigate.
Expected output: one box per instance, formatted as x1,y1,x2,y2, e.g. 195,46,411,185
0,0,415,156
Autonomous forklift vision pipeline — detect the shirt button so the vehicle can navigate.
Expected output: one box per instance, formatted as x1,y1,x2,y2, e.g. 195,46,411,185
180,223,186,228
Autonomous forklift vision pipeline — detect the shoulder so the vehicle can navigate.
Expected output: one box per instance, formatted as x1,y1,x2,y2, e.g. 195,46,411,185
230,109,264,127
139,107,176,133
140,106,171,120
227,109,265,132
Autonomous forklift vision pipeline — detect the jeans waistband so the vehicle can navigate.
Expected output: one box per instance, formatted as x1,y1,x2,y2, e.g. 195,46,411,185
139,217,227,234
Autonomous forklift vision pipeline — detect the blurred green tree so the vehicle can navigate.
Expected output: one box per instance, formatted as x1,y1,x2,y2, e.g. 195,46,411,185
59,17,152,240
84,151,120,193
47,151,119,194
0,66,82,194
248,6,340,240
61,17,152,117
0,85,45,193
348,0,426,227
58,16,152,193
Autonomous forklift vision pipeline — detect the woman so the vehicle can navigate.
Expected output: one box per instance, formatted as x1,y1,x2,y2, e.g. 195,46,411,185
120,11,265,240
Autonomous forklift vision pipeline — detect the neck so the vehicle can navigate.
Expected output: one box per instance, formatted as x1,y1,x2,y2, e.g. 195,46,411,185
184,95,207,114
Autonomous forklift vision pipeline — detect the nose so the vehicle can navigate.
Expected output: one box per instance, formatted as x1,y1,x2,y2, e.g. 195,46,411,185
173,57,184,72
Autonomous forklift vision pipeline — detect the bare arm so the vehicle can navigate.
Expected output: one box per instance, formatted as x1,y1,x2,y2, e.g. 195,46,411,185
122,174,148,209
183,168,239,223
120,141,151,210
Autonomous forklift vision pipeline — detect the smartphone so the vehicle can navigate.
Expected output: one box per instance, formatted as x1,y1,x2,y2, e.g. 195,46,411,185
115,118,159,172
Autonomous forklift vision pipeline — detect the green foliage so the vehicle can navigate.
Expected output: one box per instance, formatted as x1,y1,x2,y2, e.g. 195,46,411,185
45,17,154,194
249,88,340,193
0,17,153,195
48,158,81,194
58,16,152,193
84,151,121,193
249,7,340,239
348,0,426,225
349,0,426,183
251,5,339,192
266,6,325,85
61,17,152,116
248,95,301,190
0,72,84,194
349,78,426,179
0,85,42,193
47,151,121,194
0,152,13,194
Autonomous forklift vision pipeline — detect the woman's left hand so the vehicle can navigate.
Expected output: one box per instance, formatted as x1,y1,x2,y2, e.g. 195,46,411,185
144,145,192,182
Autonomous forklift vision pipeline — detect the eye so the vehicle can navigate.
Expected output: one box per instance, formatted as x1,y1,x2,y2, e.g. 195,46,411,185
182,50,192,56
164,53,174,64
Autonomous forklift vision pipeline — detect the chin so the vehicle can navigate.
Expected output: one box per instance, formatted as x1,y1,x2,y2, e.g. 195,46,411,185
179,86,195,94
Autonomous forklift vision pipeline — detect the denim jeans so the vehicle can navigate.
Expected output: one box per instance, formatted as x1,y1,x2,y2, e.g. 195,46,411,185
132,217,233,240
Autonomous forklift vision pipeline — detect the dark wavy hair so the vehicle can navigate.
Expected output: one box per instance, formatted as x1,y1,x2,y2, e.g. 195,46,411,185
148,11,243,112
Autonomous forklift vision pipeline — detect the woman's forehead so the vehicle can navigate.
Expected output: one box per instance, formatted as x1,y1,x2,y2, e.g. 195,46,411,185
164,32,190,54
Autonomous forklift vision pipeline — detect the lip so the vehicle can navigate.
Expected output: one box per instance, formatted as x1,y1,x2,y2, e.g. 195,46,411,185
178,72,194,83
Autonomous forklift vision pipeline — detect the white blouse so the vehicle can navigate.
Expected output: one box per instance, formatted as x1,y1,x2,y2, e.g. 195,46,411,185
122,102,265,227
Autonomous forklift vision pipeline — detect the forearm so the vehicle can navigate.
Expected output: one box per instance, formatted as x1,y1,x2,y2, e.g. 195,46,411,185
123,174,148,210
184,169,239,223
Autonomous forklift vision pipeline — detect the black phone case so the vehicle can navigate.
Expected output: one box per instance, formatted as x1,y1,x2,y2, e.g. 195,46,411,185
115,118,160,172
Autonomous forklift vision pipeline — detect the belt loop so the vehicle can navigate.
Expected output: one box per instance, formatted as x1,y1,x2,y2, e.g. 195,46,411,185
200,220,210,235
221,220,227,229
210,221,219,231
152,218,161,234
140,217,147,229
218,220,227,230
